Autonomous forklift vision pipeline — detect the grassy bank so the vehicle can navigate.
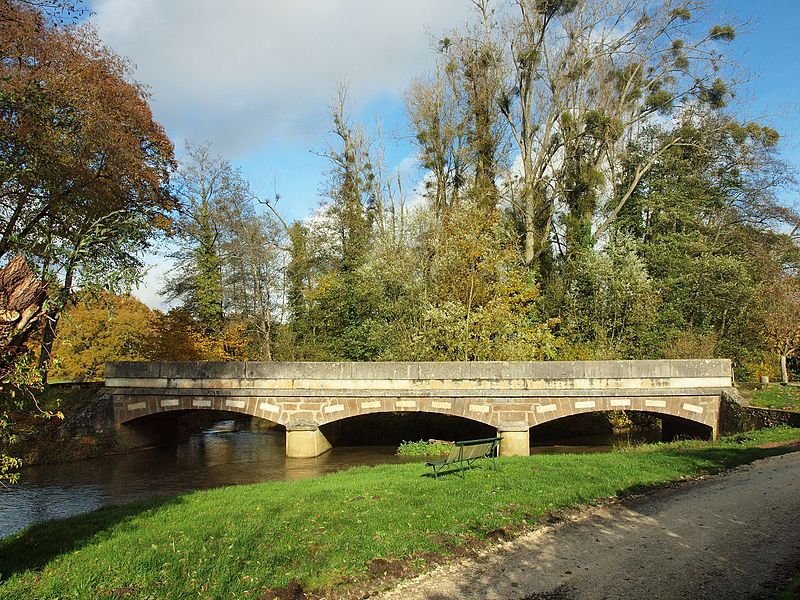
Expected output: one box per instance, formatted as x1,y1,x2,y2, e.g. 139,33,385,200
1,428,799,599
751,384,800,412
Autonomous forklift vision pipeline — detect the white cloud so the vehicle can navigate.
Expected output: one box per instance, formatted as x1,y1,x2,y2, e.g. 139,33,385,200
131,253,176,310
91,0,470,157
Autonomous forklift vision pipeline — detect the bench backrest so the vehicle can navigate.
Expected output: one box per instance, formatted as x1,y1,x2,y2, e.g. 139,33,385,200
443,445,463,464
454,436,501,460
461,442,494,461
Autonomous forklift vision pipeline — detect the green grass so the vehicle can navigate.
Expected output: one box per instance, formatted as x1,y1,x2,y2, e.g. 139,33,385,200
396,439,454,456
776,570,800,600
751,385,800,412
1,427,799,599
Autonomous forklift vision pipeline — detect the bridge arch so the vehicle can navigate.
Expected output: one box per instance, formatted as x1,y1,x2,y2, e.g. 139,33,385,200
115,394,286,427
319,410,496,447
526,395,716,430
530,409,713,446
107,359,731,458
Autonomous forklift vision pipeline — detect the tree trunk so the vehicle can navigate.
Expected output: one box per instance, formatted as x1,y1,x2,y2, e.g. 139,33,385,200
38,265,74,385
781,353,789,385
37,308,59,385
0,257,47,377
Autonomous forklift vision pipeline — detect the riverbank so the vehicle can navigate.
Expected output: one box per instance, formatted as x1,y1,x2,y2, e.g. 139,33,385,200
1,427,799,599
6,384,122,466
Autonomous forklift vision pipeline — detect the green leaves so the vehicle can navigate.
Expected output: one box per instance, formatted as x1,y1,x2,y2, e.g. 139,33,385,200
709,25,736,42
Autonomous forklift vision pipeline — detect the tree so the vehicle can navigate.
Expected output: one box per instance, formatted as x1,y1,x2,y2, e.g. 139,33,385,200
166,143,284,357
49,292,156,381
0,1,175,381
0,256,50,483
556,234,660,357
493,0,738,273
613,114,798,367
219,203,283,360
762,276,800,384
166,144,237,336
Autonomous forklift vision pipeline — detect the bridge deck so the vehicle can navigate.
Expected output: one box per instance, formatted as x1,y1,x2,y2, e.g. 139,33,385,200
106,360,732,457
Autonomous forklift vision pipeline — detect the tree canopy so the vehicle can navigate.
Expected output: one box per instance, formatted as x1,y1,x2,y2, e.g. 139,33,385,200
2,0,799,392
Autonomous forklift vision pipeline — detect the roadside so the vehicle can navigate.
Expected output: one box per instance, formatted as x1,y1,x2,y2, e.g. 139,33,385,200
378,451,800,600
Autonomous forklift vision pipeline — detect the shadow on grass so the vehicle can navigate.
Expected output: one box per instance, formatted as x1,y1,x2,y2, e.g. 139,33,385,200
422,460,499,480
0,494,183,581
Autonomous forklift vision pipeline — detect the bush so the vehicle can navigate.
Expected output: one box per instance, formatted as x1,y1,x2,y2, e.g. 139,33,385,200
396,440,453,456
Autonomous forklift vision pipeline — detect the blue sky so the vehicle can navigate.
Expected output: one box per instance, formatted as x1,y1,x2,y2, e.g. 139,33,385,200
84,0,800,306
723,0,800,168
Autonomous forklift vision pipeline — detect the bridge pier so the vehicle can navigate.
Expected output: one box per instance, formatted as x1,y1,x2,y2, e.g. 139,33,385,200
497,425,530,457
286,425,332,458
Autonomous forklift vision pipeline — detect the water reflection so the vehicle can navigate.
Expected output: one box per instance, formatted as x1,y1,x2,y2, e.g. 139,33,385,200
532,430,662,454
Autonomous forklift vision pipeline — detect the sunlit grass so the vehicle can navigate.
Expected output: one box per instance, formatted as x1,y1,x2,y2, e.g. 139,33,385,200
751,384,800,412
1,427,798,599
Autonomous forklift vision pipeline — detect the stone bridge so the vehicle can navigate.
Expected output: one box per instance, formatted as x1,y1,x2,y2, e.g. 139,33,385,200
106,360,732,457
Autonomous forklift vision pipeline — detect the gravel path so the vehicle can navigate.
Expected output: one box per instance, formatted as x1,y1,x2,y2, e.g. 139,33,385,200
377,451,800,600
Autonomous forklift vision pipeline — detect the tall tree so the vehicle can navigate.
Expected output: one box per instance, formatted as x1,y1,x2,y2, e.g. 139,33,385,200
1,1,174,380
167,144,284,356
167,144,245,336
612,114,797,365
494,0,737,272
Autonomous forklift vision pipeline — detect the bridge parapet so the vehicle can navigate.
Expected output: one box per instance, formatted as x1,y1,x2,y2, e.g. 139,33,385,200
106,360,732,457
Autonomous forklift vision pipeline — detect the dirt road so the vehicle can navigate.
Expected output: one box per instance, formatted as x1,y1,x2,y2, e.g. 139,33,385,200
378,451,800,600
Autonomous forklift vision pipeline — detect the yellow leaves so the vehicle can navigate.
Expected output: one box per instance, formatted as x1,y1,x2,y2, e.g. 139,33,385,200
50,291,157,381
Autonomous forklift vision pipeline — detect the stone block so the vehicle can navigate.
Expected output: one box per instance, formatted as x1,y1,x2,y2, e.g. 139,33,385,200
159,362,202,379
417,362,466,380
670,376,732,389
199,378,245,390
518,361,575,380
106,377,168,389
497,429,529,456
249,362,353,380
168,378,201,390
350,362,420,380
106,361,160,379
205,363,247,379
286,427,332,458
668,359,731,379
495,411,528,423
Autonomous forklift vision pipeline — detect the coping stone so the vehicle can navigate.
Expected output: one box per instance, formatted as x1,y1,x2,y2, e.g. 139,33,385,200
106,361,160,379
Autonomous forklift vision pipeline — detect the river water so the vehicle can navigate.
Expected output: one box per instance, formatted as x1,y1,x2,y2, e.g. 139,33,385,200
0,420,658,539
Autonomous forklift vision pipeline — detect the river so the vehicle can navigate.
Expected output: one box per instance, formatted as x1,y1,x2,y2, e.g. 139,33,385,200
0,419,659,539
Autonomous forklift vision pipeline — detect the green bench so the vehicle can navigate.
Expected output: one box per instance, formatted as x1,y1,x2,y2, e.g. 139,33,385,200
426,436,502,479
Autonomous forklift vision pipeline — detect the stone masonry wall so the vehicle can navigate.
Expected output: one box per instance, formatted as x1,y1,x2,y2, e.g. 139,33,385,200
106,360,731,433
